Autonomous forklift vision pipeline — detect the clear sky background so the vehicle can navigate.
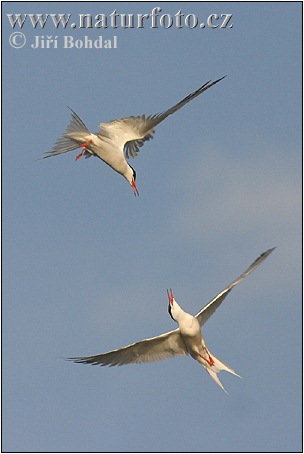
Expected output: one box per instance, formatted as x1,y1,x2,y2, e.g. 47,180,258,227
2,1,302,452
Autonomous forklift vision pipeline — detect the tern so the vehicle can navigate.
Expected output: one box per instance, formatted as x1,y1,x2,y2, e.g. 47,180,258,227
68,248,274,392
44,76,226,195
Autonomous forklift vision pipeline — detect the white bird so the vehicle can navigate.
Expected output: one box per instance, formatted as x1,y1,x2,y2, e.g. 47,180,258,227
67,248,274,393
44,76,226,195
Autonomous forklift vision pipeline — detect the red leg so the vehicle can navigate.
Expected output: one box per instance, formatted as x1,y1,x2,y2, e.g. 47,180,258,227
199,349,215,367
75,140,93,161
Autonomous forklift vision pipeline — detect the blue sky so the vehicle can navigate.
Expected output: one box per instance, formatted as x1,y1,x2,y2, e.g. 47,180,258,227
2,1,302,452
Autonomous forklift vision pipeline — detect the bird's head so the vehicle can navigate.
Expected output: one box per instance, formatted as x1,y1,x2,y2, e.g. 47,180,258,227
126,165,139,196
167,288,183,322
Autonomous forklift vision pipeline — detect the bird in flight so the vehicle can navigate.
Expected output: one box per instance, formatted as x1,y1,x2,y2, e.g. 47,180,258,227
67,248,274,393
44,76,226,195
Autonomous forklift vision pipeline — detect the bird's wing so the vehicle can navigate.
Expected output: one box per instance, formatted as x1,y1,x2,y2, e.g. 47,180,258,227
67,328,186,367
98,115,155,158
146,76,226,130
195,248,275,327
98,76,226,159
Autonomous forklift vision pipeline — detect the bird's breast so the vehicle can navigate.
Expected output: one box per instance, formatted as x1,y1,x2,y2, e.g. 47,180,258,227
90,136,128,174
179,317,201,342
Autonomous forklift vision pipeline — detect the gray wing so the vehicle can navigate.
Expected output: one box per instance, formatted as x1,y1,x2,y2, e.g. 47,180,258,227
97,115,155,159
98,77,226,159
146,76,226,129
67,328,186,367
195,248,275,327
125,76,226,158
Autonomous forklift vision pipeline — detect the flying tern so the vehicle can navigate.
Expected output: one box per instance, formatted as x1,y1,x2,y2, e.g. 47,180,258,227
68,248,274,392
44,76,226,195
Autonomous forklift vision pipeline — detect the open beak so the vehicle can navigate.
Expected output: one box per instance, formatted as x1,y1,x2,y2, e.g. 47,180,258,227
167,288,175,320
131,178,139,196
167,288,174,305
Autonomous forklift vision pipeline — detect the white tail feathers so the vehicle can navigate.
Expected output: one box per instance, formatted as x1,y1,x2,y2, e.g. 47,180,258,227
44,108,91,158
203,354,241,394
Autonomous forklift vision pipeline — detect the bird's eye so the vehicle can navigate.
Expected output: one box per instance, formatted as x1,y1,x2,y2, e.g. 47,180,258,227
130,165,136,181
168,304,174,320
133,170,137,181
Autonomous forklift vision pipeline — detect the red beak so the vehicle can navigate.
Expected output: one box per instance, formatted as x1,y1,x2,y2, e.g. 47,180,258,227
167,288,174,305
131,178,139,196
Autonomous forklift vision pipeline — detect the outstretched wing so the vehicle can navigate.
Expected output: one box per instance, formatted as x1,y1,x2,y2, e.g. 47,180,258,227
195,248,275,327
98,77,226,159
67,328,186,367
146,76,226,130
97,115,155,159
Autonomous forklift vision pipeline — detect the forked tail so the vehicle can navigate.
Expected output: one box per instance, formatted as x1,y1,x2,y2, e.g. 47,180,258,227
204,354,241,394
43,108,90,159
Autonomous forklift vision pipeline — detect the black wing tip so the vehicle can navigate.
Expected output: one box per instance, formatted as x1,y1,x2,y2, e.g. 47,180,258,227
194,75,226,94
65,356,97,365
65,356,110,366
261,247,276,258
248,247,276,271
65,356,87,363
209,75,227,85
65,356,79,362
204,75,226,85
216,74,227,80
